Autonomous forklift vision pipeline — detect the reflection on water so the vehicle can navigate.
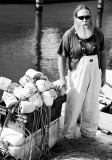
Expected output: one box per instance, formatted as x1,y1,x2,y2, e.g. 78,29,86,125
41,27,61,81
0,1,112,85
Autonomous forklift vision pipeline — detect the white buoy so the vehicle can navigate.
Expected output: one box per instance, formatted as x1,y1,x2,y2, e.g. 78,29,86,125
19,75,34,87
1,127,25,147
36,79,52,93
22,82,37,98
8,83,19,94
25,69,44,81
0,77,12,91
19,101,36,114
42,90,54,107
2,91,18,108
29,92,43,108
13,86,25,100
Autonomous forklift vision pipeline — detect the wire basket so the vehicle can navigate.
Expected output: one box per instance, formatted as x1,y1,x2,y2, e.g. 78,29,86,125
8,118,60,160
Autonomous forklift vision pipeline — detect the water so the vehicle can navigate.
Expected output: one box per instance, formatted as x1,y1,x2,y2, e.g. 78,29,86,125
0,0,112,85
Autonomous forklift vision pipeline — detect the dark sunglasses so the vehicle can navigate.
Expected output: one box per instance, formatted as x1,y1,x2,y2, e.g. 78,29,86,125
77,15,91,20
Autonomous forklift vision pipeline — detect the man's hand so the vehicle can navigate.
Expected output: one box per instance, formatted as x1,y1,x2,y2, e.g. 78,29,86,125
101,74,106,87
54,79,67,90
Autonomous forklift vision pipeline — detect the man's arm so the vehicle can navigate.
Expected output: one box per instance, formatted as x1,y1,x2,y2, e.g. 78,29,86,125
100,49,107,87
57,55,67,89
58,55,66,80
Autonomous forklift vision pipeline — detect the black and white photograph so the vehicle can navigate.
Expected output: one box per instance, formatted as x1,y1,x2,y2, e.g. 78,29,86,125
0,0,112,159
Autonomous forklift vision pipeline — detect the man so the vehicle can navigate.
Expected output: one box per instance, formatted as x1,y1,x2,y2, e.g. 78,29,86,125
56,4,107,139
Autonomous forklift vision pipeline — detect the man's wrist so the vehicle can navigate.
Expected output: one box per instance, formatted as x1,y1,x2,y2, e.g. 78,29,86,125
60,77,66,80
60,79,66,83
101,69,106,76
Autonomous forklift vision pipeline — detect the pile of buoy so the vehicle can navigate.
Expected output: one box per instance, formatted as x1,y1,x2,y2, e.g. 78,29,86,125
0,69,66,113
0,69,66,157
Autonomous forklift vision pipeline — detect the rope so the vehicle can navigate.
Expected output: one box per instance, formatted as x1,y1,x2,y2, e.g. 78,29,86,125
0,100,21,137
0,110,12,136
0,101,54,160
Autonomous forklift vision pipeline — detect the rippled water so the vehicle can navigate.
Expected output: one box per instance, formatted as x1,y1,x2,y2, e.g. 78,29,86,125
0,0,112,84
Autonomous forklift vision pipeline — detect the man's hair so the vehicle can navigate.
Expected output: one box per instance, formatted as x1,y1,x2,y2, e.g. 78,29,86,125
73,4,91,18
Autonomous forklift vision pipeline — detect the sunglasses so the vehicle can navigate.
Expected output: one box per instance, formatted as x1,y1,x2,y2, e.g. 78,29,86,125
77,15,91,20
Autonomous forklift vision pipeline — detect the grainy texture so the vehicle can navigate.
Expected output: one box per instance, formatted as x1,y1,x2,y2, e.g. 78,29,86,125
41,127,112,160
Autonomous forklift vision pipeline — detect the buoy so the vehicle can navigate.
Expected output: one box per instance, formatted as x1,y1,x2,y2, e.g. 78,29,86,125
25,68,44,81
29,92,43,108
13,86,25,100
2,91,18,108
22,82,37,98
36,79,52,93
0,77,12,91
19,100,36,113
42,90,54,107
1,127,25,147
19,75,34,87
8,83,19,94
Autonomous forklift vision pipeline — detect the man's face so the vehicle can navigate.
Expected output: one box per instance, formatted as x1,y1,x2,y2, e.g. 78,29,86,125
74,8,93,39
76,9,91,26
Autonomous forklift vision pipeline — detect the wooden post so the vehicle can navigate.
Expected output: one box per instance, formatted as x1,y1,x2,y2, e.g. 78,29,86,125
35,10,43,71
97,0,104,11
96,0,104,28
35,0,43,12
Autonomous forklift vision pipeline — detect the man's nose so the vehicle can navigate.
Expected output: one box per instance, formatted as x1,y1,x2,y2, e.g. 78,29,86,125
83,18,87,21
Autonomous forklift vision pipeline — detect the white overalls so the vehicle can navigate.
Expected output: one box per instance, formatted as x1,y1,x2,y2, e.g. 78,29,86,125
64,55,101,138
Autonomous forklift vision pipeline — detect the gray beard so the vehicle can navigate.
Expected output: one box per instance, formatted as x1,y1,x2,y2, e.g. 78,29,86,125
75,25,94,39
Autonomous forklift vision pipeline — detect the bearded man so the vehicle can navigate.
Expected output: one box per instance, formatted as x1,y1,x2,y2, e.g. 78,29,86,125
56,4,107,139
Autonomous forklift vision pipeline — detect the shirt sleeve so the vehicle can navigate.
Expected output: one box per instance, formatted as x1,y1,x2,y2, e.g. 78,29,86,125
57,30,70,58
95,27,105,52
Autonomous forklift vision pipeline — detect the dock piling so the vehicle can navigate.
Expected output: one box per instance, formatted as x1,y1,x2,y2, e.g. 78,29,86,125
35,0,43,11
96,0,104,28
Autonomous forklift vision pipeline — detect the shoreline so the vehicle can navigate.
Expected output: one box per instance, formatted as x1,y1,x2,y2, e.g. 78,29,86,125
0,0,97,4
